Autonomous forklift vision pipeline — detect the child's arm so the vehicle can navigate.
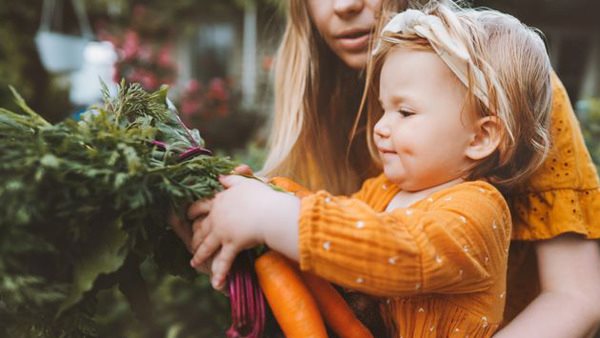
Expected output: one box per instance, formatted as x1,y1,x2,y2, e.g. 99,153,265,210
189,175,510,297
297,182,511,297
493,236,600,338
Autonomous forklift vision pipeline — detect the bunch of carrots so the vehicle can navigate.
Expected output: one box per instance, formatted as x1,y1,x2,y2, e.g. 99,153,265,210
256,251,374,338
226,177,374,338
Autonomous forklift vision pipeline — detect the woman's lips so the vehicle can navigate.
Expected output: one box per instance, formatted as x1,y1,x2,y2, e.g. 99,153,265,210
335,30,371,52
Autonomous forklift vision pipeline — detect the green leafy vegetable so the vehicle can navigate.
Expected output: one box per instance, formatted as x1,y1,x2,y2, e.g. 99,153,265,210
0,81,236,337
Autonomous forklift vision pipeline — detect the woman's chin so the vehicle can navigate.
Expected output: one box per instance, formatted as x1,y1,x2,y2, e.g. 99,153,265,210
338,52,368,70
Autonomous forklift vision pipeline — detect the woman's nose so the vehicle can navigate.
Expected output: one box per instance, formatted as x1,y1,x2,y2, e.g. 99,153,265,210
333,0,365,18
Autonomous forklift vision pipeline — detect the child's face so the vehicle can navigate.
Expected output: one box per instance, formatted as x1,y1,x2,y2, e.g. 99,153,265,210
374,47,479,192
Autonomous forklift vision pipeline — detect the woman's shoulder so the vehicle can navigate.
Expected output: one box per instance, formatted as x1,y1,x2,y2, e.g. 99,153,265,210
507,71,600,240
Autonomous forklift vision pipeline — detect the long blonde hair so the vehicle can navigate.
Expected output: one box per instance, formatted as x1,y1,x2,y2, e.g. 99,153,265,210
359,1,553,191
260,0,409,194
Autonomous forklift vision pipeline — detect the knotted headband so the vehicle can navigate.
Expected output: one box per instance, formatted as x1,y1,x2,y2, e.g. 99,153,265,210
374,9,491,109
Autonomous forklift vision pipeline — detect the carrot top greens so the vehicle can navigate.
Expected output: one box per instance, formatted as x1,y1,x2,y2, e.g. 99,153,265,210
0,82,237,337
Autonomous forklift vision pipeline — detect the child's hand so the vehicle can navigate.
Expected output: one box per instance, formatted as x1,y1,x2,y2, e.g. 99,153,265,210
232,164,253,176
173,164,254,277
188,174,300,290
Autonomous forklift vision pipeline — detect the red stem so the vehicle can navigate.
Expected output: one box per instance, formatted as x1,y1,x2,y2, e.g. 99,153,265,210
226,251,265,338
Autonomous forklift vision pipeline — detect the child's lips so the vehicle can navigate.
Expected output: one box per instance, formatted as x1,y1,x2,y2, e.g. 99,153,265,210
378,147,396,155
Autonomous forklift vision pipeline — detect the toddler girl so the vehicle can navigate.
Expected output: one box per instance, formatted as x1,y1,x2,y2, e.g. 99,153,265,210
189,2,553,336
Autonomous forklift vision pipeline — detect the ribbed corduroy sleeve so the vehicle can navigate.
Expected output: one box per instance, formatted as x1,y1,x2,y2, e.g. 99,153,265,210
298,181,511,298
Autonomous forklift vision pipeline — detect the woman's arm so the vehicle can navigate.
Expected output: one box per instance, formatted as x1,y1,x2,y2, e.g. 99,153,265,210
494,235,600,338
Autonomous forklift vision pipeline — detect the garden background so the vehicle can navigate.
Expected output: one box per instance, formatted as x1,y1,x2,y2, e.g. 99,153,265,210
0,0,599,337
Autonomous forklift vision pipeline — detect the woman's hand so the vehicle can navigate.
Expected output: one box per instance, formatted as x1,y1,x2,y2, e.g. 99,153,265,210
169,212,193,253
168,213,215,275
189,174,301,290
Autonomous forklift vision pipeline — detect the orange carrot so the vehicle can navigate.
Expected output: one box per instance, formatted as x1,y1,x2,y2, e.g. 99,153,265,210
269,177,311,198
254,251,327,338
301,272,374,338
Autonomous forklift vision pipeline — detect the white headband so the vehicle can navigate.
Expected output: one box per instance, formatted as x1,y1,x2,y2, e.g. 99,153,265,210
374,9,491,109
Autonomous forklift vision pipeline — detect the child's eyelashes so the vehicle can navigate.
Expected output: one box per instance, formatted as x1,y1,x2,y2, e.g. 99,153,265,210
397,109,415,118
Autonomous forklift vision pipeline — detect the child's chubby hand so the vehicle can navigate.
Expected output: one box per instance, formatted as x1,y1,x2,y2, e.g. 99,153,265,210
188,174,300,290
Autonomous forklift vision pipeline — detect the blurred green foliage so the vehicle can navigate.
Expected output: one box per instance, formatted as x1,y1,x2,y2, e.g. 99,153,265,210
94,264,230,338
579,98,600,169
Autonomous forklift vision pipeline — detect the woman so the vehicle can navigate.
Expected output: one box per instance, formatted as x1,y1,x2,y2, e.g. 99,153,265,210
178,0,600,336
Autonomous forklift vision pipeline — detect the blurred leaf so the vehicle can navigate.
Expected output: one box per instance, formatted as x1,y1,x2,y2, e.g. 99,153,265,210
58,219,128,316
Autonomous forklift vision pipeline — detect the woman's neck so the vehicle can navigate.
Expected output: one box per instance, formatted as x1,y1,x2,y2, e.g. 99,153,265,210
385,178,465,211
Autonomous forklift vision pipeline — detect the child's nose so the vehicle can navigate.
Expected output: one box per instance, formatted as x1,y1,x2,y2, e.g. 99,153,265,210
374,117,391,138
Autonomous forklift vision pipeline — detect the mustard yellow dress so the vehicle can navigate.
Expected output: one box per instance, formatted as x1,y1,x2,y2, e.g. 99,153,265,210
294,174,511,337
504,74,600,321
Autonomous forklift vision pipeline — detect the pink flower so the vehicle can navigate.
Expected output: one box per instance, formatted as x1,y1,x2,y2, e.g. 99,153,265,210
139,71,159,90
181,99,202,117
186,79,202,94
122,30,140,60
158,45,174,67
208,78,228,101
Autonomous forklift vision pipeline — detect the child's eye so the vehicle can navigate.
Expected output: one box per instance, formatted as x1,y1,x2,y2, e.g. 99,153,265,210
398,110,415,118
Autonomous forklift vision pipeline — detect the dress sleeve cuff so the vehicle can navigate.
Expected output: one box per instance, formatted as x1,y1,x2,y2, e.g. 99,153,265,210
297,192,324,272
511,187,600,240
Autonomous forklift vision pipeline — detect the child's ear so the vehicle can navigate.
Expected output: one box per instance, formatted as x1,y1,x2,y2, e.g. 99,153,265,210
465,116,502,161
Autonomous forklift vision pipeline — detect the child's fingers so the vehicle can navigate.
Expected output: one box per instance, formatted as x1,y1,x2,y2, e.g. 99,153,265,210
192,257,212,275
192,215,205,233
232,164,253,176
187,199,213,220
218,174,248,188
210,244,238,290
190,234,221,269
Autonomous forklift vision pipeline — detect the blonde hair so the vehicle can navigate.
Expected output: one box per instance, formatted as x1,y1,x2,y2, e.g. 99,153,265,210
260,0,408,194
359,1,553,191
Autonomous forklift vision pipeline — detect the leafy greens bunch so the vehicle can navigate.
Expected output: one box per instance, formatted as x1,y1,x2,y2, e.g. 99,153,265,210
0,82,236,337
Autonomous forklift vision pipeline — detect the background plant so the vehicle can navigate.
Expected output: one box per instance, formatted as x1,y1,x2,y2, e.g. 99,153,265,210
579,98,600,169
